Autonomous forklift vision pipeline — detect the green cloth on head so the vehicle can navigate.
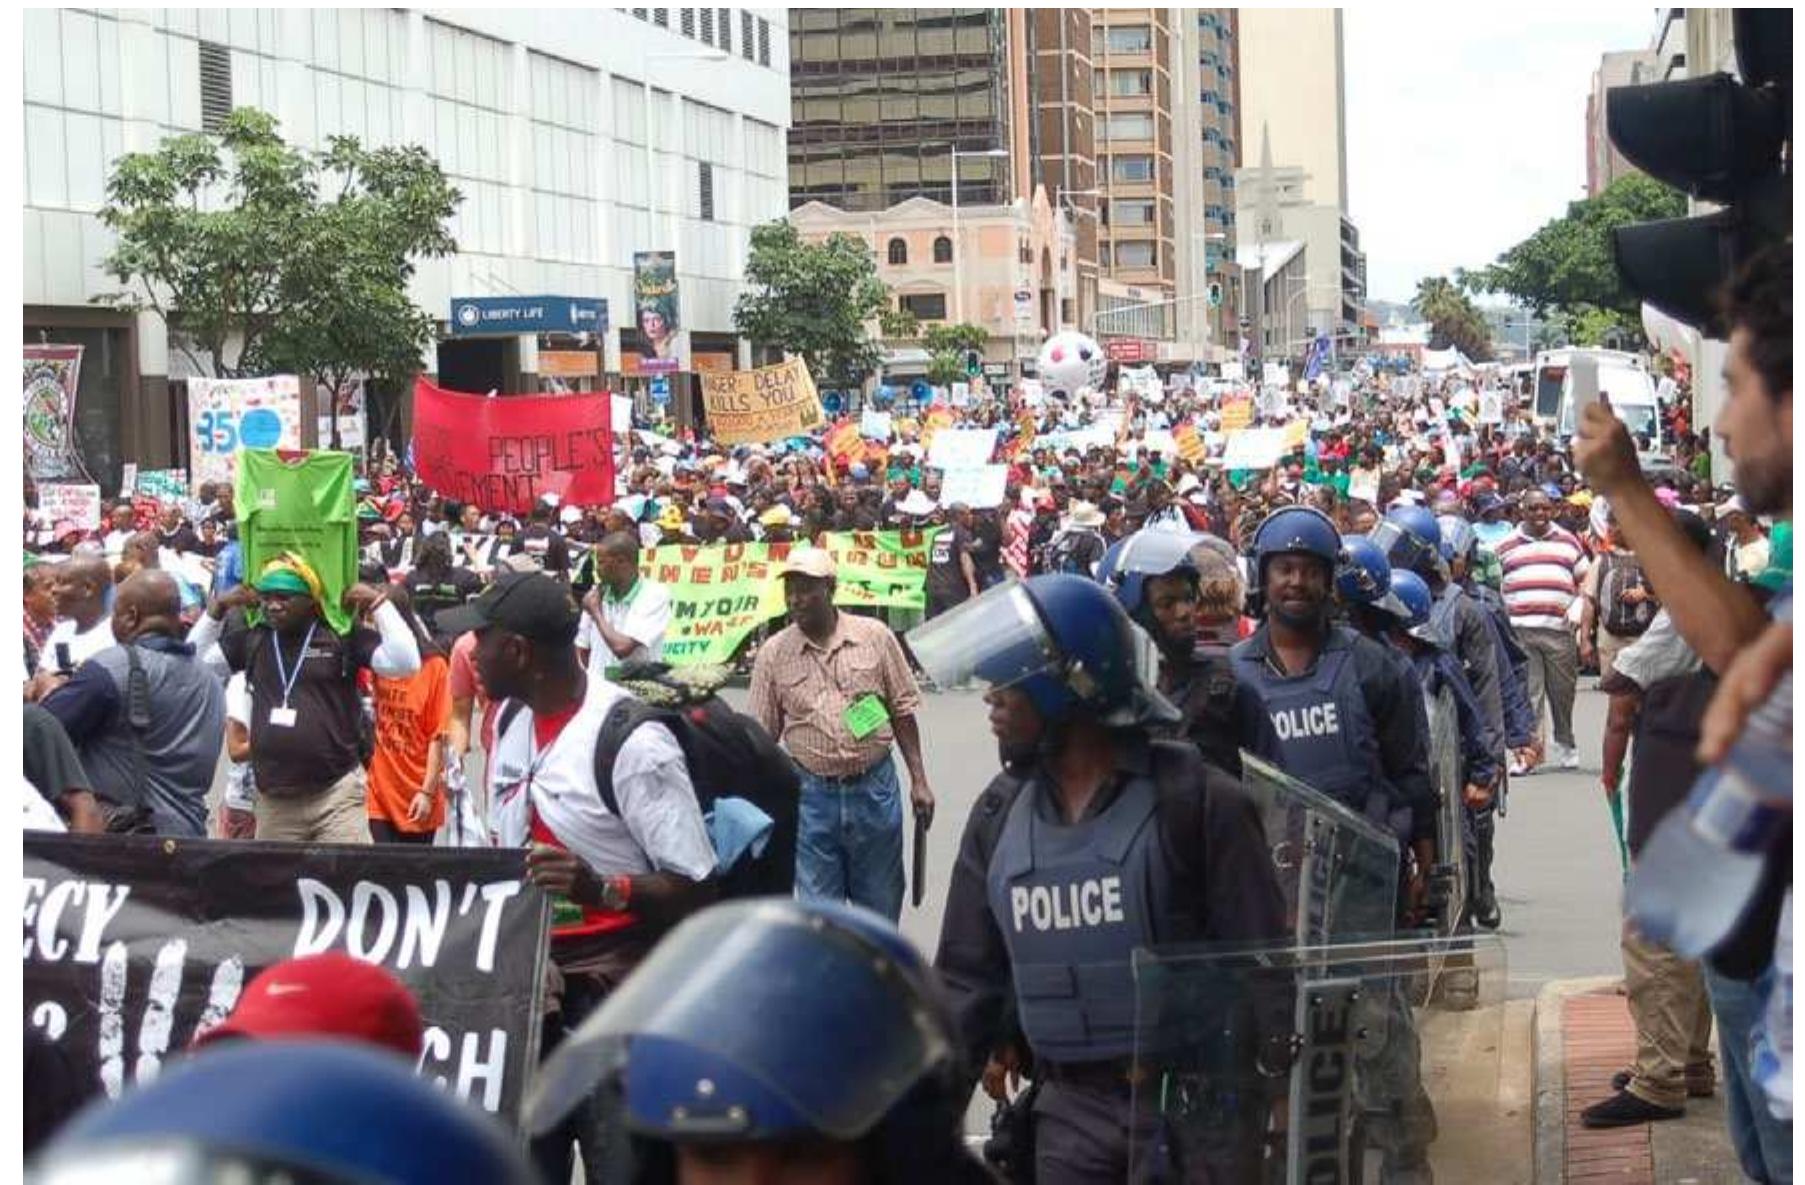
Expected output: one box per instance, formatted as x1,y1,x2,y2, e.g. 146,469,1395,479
254,568,314,596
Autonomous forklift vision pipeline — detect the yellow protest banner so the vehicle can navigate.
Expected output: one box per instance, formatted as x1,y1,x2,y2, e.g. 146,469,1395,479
1283,418,1310,449
700,358,825,445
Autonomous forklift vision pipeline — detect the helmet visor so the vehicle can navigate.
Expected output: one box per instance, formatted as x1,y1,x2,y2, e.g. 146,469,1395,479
905,583,1060,692
523,902,949,1142
1369,520,1428,573
33,1143,363,1185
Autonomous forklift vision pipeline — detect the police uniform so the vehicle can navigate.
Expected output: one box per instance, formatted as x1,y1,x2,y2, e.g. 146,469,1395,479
1156,642,1283,779
935,734,1288,1183
1229,624,1435,851
1427,583,1506,758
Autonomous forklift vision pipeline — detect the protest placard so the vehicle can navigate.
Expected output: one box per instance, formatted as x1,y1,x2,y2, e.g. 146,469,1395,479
1219,395,1254,431
822,530,938,609
412,378,615,515
118,463,137,499
38,483,102,530
927,427,997,470
1348,468,1382,505
860,409,894,440
23,834,549,1120
1283,419,1311,450
1219,427,1290,470
134,468,190,501
937,466,1008,509
699,358,824,445
1478,389,1504,425
187,376,304,493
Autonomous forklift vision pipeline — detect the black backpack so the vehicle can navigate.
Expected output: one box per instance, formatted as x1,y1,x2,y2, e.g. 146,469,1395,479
500,664,800,899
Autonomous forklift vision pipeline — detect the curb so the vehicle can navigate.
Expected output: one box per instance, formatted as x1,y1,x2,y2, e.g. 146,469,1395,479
1532,975,1621,1185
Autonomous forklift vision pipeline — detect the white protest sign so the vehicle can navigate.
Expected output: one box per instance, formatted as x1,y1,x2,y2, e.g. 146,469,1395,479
187,375,304,493
1445,434,1464,476
1019,379,1045,407
317,380,367,450
1348,468,1381,505
938,464,1009,509
1218,428,1289,470
860,409,894,440
928,427,997,470
1221,361,1245,383
950,381,972,408
1478,389,1504,425
39,482,102,530
119,462,138,499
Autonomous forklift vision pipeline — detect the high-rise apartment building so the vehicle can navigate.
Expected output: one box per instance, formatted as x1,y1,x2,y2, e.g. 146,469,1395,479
1585,49,1660,197
1233,7,1364,355
1020,10,1098,330
1089,10,1177,345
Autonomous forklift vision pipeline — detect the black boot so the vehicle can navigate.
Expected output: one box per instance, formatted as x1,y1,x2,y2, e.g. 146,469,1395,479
1471,812,1501,930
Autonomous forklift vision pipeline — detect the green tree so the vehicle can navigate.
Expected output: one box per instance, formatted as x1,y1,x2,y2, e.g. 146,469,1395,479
1465,174,1686,347
97,108,460,446
733,220,896,392
1412,275,1494,361
921,323,989,386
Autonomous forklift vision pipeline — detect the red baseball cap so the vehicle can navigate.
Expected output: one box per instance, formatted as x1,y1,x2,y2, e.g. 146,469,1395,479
192,952,424,1058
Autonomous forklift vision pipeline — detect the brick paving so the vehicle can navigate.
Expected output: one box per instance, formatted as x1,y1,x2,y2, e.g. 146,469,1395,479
1563,989,1655,1183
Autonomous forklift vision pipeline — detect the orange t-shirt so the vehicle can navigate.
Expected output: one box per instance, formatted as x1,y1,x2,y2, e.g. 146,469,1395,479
367,654,451,832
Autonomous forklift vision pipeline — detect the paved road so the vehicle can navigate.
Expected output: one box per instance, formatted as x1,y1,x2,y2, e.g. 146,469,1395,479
730,679,1628,1001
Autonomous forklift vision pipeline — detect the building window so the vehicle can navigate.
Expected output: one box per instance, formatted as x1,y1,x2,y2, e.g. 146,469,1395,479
199,41,233,132
1112,199,1155,226
718,8,731,52
1099,244,1113,269
933,236,952,263
699,161,715,221
1116,241,1155,268
1110,155,1154,183
1109,69,1153,97
680,8,695,37
1105,26,1152,54
699,8,713,44
741,11,755,60
1101,113,1154,142
654,9,668,28
757,17,770,66
900,292,946,321
632,9,648,20
888,237,908,265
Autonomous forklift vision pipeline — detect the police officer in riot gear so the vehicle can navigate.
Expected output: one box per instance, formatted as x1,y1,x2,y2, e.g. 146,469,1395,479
916,574,1288,1183
1231,507,1438,923
1232,507,1442,1183
1098,528,1281,776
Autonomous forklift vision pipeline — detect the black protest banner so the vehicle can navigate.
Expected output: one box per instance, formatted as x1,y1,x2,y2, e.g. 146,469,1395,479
22,835,550,1121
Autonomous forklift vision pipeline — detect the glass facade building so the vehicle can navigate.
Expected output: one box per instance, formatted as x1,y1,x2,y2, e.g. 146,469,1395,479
789,8,1009,211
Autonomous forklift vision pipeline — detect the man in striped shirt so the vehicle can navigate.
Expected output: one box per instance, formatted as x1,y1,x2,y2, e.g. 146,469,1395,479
1496,489,1591,773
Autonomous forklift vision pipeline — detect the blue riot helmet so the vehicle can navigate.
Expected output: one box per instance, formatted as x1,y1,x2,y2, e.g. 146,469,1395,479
524,900,965,1161
907,574,1177,727
1438,514,1478,566
34,1041,535,1185
1370,503,1443,578
1097,527,1224,624
1251,506,1343,585
1337,534,1409,618
1388,569,1445,645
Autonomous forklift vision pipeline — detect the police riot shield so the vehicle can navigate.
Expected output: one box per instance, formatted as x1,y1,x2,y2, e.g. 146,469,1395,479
1128,933,1509,1184
1239,754,1400,944
1422,686,1469,937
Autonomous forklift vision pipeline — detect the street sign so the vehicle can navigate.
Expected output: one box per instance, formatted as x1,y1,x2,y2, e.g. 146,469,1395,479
1104,338,1154,364
449,296,608,337
649,376,671,405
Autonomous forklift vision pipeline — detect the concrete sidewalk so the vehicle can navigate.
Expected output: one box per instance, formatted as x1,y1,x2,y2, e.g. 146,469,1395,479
1533,977,1741,1184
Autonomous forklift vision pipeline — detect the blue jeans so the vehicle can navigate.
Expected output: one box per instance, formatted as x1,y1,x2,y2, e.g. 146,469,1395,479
796,753,905,922
1706,965,1793,1184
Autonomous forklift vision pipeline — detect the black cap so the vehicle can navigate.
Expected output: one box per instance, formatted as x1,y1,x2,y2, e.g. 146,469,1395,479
435,572,581,645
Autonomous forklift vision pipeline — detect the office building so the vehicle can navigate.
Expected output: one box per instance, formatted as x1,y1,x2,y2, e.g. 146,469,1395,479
1585,49,1660,197
1233,7,1364,353
23,7,791,482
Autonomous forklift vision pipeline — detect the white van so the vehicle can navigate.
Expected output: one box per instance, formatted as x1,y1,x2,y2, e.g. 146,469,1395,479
1543,348,1663,454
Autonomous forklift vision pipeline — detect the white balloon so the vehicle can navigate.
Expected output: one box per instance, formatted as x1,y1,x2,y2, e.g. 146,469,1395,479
1035,331,1109,396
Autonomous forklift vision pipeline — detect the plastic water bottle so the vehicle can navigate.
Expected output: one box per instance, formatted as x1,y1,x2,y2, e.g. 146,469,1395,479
1627,672,1791,958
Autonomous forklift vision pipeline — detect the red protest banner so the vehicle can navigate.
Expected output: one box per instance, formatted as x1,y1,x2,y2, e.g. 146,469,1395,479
411,378,615,514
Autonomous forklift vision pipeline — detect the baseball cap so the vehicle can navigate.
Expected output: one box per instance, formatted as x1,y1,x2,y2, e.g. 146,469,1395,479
778,548,837,580
190,953,424,1058
435,571,581,644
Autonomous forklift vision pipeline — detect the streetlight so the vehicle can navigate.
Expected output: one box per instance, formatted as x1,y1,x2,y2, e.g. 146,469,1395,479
949,145,1009,324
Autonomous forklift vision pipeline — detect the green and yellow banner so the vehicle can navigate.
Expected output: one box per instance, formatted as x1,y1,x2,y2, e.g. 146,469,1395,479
639,529,941,665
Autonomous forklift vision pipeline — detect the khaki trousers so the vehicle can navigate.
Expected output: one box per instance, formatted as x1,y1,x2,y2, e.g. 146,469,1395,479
255,767,372,845
1622,918,1714,1108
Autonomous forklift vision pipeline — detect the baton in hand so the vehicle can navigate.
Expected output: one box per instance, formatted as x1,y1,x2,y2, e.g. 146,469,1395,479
911,811,928,909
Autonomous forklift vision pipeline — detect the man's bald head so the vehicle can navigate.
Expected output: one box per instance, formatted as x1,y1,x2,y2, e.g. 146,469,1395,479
112,569,182,642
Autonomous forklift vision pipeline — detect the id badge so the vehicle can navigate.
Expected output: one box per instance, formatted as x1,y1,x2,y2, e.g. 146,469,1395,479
843,693,890,740
269,706,298,728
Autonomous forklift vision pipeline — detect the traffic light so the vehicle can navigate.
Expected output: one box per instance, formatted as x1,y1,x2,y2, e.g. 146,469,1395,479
964,349,983,377
1606,9,1791,333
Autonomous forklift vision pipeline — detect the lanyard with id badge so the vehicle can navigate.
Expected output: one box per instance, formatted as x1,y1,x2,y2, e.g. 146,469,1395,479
267,622,317,728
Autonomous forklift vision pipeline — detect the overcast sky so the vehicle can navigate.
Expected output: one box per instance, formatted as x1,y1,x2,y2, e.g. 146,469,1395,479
1344,8,1658,306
